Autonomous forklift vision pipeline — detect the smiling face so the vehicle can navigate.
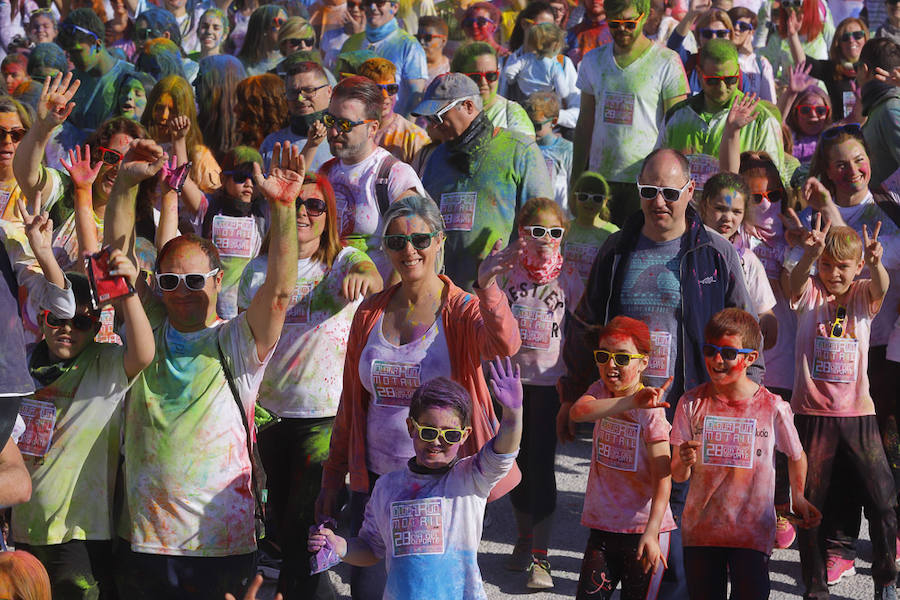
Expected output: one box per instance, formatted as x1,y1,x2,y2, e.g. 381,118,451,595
596,334,648,396
697,18,731,49
817,250,863,297
29,14,57,44
118,78,147,120
41,306,99,361
158,240,223,331
825,138,870,200
548,0,569,26
94,132,134,200
838,21,865,62
703,332,756,388
296,181,327,245
407,406,469,469
0,111,24,175
198,13,226,51
384,215,443,282
795,92,829,136
702,188,745,240
366,0,398,28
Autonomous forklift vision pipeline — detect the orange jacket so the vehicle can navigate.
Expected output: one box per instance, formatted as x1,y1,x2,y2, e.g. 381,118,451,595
322,276,522,499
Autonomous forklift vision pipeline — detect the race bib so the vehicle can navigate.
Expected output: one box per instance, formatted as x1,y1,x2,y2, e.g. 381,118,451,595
687,154,719,192
94,306,122,345
812,336,859,383
212,215,257,258
596,417,641,472
285,281,316,324
391,497,444,557
371,360,421,407
564,242,600,280
0,189,11,219
752,242,782,280
701,415,756,469
511,303,553,351
646,331,672,378
439,192,477,232
602,92,635,125
17,398,57,457
842,91,856,118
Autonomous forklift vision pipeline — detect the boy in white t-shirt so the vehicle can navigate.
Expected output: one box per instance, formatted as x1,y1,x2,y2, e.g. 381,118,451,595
671,308,820,600
786,219,899,600
308,358,523,600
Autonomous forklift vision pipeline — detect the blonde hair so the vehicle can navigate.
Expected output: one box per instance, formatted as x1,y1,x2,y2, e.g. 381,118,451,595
523,22,565,58
824,225,862,262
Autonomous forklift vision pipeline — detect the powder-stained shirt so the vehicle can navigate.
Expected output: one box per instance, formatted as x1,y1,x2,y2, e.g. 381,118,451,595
538,134,573,215
791,278,880,417
497,261,584,386
580,380,677,535
484,96,535,138
671,382,804,554
238,247,372,418
576,43,688,183
13,342,131,545
420,129,553,290
563,221,619,285
123,309,274,557
358,440,517,600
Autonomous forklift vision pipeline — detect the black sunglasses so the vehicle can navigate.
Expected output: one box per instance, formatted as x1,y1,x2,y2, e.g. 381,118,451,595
286,37,315,48
702,343,754,361
43,310,97,331
384,231,439,251
839,30,865,42
223,169,253,184
822,122,863,139
699,27,730,39
416,33,445,43
780,0,803,9
465,70,499,84
831,306,847,337
735,21,755,31
296,197,327,216
0,127,27,143
751,190,786,204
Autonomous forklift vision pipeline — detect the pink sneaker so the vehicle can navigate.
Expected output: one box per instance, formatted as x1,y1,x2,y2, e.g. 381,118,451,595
774,516,796,549
825,555,856,586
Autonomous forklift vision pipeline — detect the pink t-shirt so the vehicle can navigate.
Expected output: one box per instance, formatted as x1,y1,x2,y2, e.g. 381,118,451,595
670,383,804,555
790,278,880,417
580,381,677,534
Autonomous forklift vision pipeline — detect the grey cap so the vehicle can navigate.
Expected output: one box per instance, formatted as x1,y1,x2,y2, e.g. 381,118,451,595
412,73,480,117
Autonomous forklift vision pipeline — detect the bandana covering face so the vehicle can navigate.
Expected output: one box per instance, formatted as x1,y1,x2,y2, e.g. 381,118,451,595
519,227,563,284
365,17,398,43
750,195,783,245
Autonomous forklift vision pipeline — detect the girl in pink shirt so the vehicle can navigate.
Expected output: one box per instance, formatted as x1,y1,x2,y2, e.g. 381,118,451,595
569,315,676,600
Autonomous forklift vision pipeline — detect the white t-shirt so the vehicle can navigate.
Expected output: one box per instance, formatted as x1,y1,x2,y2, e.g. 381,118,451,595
751,236,796,391
123,312,274,557
576,43,688,183
238,247,373,418
739,248,776,315
359,312,452,476
358,440,517,600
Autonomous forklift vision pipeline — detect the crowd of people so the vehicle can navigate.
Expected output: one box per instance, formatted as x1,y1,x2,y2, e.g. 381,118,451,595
2,0,900,598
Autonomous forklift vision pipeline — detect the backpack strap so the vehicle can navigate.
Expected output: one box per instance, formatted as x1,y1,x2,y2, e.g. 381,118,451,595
873,187,900,229
375,154,400,215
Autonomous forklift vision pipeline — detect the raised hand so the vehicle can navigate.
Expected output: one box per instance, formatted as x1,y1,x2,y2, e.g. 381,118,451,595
874,66,900,88
252,142,306,206
16,191,53,259
688,0,711,16
632,376,673,410
225,574,283,600
37,72,80,129
108,247,139,287
488,356,523,410
306,120,327,147
863,221,883,267
60,144,102,190
169,114,190,141
476,238,523,288
786,7,801,35
799,212,831,258
725,93,759,132
788,62,813,94
679,440,701,468
116,139,168,187
802,176,833,211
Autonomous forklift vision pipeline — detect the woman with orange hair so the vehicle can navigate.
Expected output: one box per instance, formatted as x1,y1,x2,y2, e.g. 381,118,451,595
760,0,835,82
0,551,51,600
235,73,290,150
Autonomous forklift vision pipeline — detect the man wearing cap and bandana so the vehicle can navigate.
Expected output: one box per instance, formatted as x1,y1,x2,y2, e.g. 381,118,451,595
412,72,552,291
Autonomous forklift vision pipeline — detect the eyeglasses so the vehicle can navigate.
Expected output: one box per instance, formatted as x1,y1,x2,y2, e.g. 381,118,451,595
376,82,400,96
822,122,863,139
699,27,731,39
524,225,564,240
637,179,690,202
780,0,803,10
285,37,315,49
296,197,327,216
292,83,329,98
410,418,469,444
416,33,446,43
463,16,495,27
322,112,377,132
427,97,466,125
0,127,26,143
831,305,847,337
465,70,499,84
155,269,220,291
60,21,100,42
384,231,440,251
594,350,646,366
574,192,608,203
840,30,866,42
42,310,97,331
750,189,786,204
98,146,123,166
607,13,644,30
797,104,829,117
735,21,755,32
702,343,754,361
701,72,740,86
223,169,253,184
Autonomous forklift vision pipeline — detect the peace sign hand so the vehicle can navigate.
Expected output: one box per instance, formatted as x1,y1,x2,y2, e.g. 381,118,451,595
15,191,54,259
800,212,831,259
725,93,759,132
863,221,883,267
37,72,81,130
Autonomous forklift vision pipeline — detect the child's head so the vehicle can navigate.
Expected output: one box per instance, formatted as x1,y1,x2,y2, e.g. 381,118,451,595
523,22,565,58
698,172,750,240
570,171,610,222
818,225,864,297
703,308,760,387
0,550,51,600
787,86,832,138
221,146,263,203
595,316,651,396
522,90,560,139
407,377,472,469
40,273,101,361
518,197,567,256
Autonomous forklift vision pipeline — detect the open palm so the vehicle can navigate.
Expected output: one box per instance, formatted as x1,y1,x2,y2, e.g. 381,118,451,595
252,142,306,205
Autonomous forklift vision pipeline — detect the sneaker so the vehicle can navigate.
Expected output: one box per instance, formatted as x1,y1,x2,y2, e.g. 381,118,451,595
505,541,533,571
875,584,898,600
774,516,796,549
527,557,554,589
825,555,856,586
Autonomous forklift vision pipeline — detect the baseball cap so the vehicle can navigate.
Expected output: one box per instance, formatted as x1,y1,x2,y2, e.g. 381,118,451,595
412,73,480,117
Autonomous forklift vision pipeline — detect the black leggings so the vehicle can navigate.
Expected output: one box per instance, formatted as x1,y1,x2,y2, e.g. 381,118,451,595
682,546,770,600
576,529,670,600
509,384,559,521
17,539,117,600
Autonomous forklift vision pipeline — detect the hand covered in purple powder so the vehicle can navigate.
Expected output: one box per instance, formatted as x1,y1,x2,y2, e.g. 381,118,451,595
488,356,523,411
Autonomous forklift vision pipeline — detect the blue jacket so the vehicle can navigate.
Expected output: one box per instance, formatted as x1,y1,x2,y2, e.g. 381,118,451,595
558,206,763,414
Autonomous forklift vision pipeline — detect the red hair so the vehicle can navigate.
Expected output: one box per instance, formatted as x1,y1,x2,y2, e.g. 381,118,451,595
776,0,824,41
0,550,51,600
596,316,652,355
